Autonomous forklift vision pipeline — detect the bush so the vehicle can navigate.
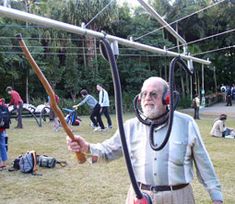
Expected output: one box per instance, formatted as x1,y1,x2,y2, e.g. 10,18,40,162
30,97,46,106
29,92,139,117
178,96,192,109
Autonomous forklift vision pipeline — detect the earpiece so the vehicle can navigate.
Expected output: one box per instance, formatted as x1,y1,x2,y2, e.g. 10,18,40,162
162,87,170,105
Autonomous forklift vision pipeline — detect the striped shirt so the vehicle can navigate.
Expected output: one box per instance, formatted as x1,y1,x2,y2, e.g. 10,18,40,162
78,95,98,109
90,111,223,202
99,89,110,107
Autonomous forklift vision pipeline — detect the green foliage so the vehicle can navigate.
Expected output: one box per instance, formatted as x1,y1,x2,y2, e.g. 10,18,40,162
178,96,192,108
0,0,234,111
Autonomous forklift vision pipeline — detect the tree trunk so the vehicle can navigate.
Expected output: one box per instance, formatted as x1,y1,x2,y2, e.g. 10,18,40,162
197,71,200,97
180,70,185,98
71,93,76,102
82,39,87,70
214,67,217,93
26,70,29,104
86,36,96,69
190,75,193,100
147,55,151,71
186,74,190,96
164,62,167,80
94,38,98,73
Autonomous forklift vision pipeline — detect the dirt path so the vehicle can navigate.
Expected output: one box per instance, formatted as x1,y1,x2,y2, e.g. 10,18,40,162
181,102,235,118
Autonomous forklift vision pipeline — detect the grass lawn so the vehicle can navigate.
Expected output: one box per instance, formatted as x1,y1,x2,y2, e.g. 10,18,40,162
0,113,234,204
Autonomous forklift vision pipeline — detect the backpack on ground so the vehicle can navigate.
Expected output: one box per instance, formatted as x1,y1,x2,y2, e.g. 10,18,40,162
19,151,38,175
9,152,67,174
0,105,10,129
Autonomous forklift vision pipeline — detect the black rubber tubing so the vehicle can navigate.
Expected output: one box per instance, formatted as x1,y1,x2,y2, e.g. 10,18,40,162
99,38,144,199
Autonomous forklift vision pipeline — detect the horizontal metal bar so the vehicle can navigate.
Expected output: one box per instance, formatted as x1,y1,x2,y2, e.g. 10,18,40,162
137,0,187,45
0,6,210,65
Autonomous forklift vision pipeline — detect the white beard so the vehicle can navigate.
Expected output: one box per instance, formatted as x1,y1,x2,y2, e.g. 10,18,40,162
142,104,161,119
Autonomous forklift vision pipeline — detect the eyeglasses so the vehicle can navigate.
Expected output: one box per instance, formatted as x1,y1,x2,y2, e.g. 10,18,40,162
140,91,159,100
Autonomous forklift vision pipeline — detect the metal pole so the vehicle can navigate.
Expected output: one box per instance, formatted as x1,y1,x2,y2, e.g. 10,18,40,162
137,0,187,45
190,75,193,100
0,6,210,65
85,0,115,28
201,64,205,107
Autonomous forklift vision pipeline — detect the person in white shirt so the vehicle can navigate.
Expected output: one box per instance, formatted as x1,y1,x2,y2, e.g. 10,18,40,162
220,84,226,102
67,77,223,204
192,94,200,120
210,114,235,138
96,84,112,128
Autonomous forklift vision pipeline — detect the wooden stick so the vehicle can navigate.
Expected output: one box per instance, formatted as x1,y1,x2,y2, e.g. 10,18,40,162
16,34,86,164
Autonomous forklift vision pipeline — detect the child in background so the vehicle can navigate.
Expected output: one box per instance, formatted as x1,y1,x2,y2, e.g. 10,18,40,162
0,98,8,169
48,95,60,132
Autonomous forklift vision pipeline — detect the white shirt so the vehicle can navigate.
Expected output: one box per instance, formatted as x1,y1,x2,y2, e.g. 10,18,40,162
210,120,224,137
99,89,110,107
90,111,223,202
193,97,200,107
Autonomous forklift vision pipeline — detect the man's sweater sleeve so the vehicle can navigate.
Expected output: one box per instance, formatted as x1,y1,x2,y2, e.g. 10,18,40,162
89,129,123,161
190,120,223,202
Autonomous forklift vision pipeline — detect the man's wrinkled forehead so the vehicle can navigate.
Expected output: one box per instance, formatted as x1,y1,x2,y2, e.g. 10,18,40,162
141,79,164,92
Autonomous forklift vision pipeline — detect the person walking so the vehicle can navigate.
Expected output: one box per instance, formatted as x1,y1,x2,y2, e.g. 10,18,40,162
96,84,112,129
192,94,200,120
6,86,23,128
73,89,105,132
68,77,223,204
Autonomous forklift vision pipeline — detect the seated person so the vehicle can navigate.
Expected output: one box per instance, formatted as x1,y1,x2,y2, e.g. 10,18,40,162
210,114,235,138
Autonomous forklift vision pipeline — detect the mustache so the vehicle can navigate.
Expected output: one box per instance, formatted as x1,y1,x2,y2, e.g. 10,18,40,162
142,103,155,108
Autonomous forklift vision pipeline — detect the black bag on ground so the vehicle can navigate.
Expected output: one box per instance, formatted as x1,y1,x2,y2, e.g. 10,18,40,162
9,152,67,173
38,155,67,168
0,105,10,129
38,155,57,168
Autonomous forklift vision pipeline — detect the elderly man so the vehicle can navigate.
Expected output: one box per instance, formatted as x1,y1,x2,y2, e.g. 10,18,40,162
67,77,223,204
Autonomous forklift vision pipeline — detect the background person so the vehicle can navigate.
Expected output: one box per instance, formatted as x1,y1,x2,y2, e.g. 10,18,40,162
0,98,8,169
192,94,200,120
232,84,235,100
73,89,105,132
68,77,223,204
96,84,112,129
220,84,226,102
48,95,60,132
226,86,232,106
6,86,23,129
210,114,235,138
